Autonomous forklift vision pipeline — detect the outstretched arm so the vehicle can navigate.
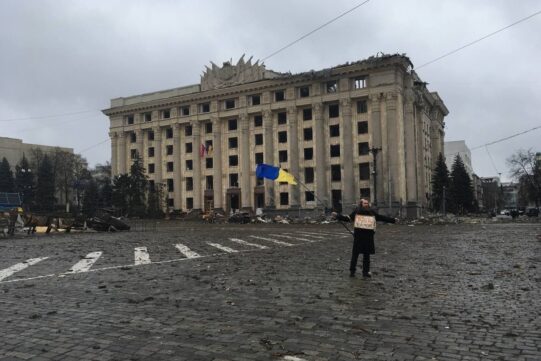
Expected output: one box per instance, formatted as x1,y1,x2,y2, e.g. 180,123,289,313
375,213,397,223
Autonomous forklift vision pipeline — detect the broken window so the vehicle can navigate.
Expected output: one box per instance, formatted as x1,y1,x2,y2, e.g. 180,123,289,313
181,106,190,116
303,128,313,141
229,155,238,167
330,124,340,137
166,128,173,139
206,157,213,169
229,173,239,187
148,147,155,157
168,198,174,207
280,192,289,206
147,131,154,141
277,112,287,125
225,99,236,109
357,100,368,113
186,178,193,191
326,81,338,93
255,152,264,165
144,113,152,122
360,188,371,198
228,119,237,131
354,76,367,89
166,145,173,155
167,179,174,192
148,163,155,174
279,150,288,163
205,139,213,149
185,142,193,153
251,95,261,106
330,144,340,157
304,167,314,183
200,103,210,113
278,131,287,143
186,159,193,170
305,191,315,202
299,86,310,98
186,197,193,209
126,115,134,125
205,122,212,133
357,121,368,134
167,162,174,172
304,147,313,160
303,108,312,121
358,142,369,156
206,176,213,190
254,115,263,127
255,133,263,145
331,165,341,181
359,163,370,180
275,90,285,102
228,137,238,149
162,109,171,119
130,132,136,143
329,104,339,118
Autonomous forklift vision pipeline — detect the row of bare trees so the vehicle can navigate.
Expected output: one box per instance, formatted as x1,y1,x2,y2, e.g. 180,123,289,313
507,149,541,208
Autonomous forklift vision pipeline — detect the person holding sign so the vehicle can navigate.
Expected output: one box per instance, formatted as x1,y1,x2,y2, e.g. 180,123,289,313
332,198,397,278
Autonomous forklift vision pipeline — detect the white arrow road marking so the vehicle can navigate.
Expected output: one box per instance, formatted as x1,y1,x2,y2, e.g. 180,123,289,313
134,247,151,265
273,234,314,242
67,251,102,273
207,242,238,253
229,238,268,249
248,235,293,246
0,257,49,281
175,244,201,258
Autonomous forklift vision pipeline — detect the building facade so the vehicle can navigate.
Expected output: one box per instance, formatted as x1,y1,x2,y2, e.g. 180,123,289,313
444,140,473,176
0,136,74,170
103,54,448,217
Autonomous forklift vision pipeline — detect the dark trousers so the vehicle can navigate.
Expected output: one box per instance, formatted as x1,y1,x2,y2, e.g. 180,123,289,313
350,250,370,275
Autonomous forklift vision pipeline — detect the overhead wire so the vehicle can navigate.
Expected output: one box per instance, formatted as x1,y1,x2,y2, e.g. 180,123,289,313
0,109,98,122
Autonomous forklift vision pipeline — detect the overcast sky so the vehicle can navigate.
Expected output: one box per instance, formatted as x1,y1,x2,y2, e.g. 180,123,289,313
1,0,539,181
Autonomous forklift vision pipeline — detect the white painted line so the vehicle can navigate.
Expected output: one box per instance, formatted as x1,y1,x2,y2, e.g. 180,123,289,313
298,231,335,237
0,257,49,281
283,356,308,361
175,244,201,258
229,238,268,249
134,247,151,265
273,234,314,242
249,235,293,246
291,232,326,239
67,251,102,273
207,242,238,253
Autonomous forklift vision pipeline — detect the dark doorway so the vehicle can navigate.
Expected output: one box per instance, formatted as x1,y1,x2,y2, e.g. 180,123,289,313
227,193,240,213
255,193,265,209
331,189,342,213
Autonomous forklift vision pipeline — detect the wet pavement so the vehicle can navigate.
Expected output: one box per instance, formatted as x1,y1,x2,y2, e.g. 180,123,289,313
0,222,539,361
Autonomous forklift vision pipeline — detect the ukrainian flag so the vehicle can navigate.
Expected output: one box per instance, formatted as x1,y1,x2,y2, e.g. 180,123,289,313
256,164,297,185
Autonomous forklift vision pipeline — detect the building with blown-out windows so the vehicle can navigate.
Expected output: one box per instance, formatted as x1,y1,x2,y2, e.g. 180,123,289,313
103,54,448,218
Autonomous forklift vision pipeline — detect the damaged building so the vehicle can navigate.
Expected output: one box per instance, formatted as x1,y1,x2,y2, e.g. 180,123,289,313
103,54,448,217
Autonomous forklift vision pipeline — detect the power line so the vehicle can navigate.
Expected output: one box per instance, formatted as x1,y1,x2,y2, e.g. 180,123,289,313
78,138,109,154
416,9,541,69
471,125,541,150
0,109,98,122
262,0,371,62
484,146,500,174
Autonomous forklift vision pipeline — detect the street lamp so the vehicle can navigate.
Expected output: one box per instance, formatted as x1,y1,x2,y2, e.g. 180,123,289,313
369,147,382,206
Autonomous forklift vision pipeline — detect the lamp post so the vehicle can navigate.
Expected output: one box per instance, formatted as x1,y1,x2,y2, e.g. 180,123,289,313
369,147,382,206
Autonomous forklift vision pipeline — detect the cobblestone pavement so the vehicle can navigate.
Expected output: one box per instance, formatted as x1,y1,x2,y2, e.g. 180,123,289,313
0,222,539,361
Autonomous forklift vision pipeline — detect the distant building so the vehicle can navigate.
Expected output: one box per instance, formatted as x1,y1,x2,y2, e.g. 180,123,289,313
501,182,519,210
444,140,473,176
481,176,501,212
471,173,483,210
0,136,73,169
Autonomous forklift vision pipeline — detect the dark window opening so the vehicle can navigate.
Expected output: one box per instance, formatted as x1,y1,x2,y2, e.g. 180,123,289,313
304,147,313,160
147,131,154,141
251,95,261,105
275,90,285,102
166,145,173,155
330,144,340,157
130,132,136,143
255,152,264,164
144,113,152,122
228,137,238,149
205,122,213,133
148,147,155,157
149,180,155,191
303,108,312,121
162,109,171,119
185,125,192,136
186,197,193,209
168,198,174,207
186,160,193,170
130,149,137,159
299,86,310,97
200,103,210,113
127,115,134,125
326,81,337,93
357,121,369,134
167,179,174,192
303,128,313,141
206,157,213,169
277,112,287,125
166,128,173,139
255,133,263,145
357,100,368,113
254,115,263,127
181,106,190,116
280,192,289,206
205,139,213,149
185,143,193,153
330,124,340,137
360,188,371,198
279,150,288,163
331,165,341,181
225,99,236,109
359,163,370,180
305,167,314,183
186,178,193,191
206,176,213,190
305,191,315,202
228,118,237,131
148,164,155,174
329,104,339,118
167,162,174,172
278,131,287,143
229,173,239,188
229,155,238,167
358,142,369,156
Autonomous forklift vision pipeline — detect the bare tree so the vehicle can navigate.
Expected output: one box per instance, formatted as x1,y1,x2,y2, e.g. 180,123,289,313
507,149,541,207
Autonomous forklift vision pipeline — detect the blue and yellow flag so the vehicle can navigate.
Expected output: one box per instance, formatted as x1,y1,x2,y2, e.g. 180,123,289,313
256,164,297,185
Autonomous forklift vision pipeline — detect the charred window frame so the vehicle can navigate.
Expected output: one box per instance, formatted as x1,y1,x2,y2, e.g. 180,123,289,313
166,162,174,172
186,197,193,209
130,132,136,143
162,109,171,119
147,130,154,141
144,113,152,122
305,191,315,202
130,149,137,159
206,176,213,190
200,103,210,113
224,99,236,110
185,125,192,136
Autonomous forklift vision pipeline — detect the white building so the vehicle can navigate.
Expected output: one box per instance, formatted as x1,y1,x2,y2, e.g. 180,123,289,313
445,140,473,176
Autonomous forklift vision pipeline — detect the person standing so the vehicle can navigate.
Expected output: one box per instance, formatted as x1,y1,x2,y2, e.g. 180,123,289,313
333,198,397,278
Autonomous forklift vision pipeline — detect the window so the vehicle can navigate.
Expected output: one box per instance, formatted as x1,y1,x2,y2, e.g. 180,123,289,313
147,131,154,141
255,133,263,145
186,197,193,209
330,124,340,137
229,173,238,187
166,145,173,155
167,162,174,172
229,155,238,167
305,191,315,202
305,167,314,183
357,121,368,134
279,150,288,163
254,115,262,127
127,115,134,125
186,159,193,170
205,139,213,150
277,112,287,125
359,162,370,180
326,81,337,93
148,147,155,157
354,76,367,89
186,177,193,191
228,119,237,131
167,179,174,192
181,106,190,116
130,149,137,159
304,147,313,160
130,132,136,143
251,95,261,106
166,128,173,139
299,86,310,98
228,137,238,149
149,180,155,191
185,125,192,136
357,100,368,113
330,144,340,157
329,104,339,118
162,109,171,119
331,165,341,181
278,131,287,143
144,113,152,122
360,188,371,198
200,103,210,113
275,90,285,101
225,99,236,109
168,198,174,207
206,157,213,169
303,108,312,121
185,142,193,153
206,176,213,190
205,122,213,133
280,192,289,206
255,152,264,164
303,128,313,141
358,142,369,156
148,163,155,174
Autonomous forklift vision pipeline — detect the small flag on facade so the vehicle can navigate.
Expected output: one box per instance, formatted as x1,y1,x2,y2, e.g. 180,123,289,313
255,163,297,185
200,144,206,157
